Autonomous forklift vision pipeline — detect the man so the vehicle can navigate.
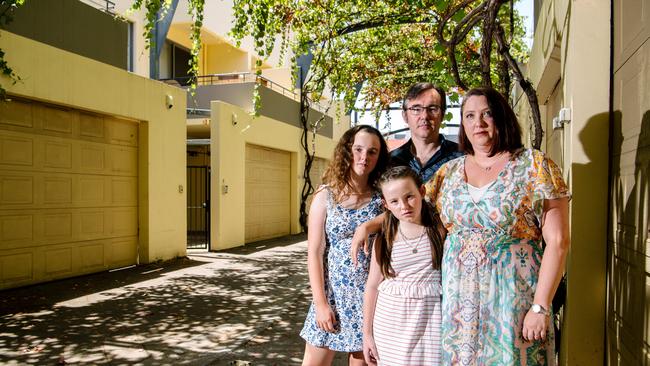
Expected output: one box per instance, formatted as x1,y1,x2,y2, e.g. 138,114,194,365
350,82,463,265
390,82,463,183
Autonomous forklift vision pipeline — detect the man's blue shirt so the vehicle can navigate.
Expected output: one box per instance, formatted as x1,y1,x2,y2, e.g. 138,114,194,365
389,135,464,184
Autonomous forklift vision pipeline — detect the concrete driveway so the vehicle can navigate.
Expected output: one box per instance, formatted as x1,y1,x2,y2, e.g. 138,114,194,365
0,234,348,365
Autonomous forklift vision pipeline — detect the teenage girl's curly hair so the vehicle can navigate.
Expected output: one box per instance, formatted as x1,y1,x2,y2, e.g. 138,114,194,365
374,166,445,278
321,125,389,201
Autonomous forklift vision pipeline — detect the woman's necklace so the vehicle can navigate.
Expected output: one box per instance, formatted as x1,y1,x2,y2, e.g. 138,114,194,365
472,153,508,172
398,225,426,254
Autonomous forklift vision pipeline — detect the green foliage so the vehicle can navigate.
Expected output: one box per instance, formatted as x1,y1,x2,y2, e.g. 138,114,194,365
229,0,530,124
129,0,205,93
0,0,25,99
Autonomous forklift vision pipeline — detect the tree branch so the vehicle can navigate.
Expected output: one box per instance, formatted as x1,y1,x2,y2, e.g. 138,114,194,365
332,13,435,38
494,23,543,149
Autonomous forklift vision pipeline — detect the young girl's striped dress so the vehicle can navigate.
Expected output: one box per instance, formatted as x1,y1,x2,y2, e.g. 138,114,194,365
373,234,442,365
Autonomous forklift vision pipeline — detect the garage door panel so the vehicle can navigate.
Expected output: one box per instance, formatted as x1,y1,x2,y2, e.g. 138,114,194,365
79,211,106,239
0,214,33,244
0,172,136,209
80,242,105,270
38,105,76,136
109,238,137,267
79,176,107,204
80,144,106,172
110,146,138,174
1,208,135,249
43,213,73,241
43,140,73,169
0,134,33,166
0,99,33,129
44,247,72,276
0,175,33,205
111,177,138,205
44,176,73,204
0,99,138,289
79,113,105,139
111,208,138,236
108,118,138,147
1,130,137,177
245,144,290,243
1,252,33,283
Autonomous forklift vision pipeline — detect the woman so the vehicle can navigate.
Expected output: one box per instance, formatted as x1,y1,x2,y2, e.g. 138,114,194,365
300,125,389,365
426,87,570,365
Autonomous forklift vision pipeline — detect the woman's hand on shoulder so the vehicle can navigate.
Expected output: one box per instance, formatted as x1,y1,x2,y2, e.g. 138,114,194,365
350,213,385,266
314,302,338,333
362,334,379,365
350,222,371,267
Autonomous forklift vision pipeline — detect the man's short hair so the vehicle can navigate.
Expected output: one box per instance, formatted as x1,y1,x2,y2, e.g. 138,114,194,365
402,83,447,115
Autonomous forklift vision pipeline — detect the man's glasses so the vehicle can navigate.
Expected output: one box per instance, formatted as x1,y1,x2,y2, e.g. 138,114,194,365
405,105,442,116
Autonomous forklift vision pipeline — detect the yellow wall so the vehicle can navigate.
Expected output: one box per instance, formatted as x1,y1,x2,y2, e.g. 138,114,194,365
260,67,295,91
210,101,337,250
205,44,249,74
560,2,610,363
607,0,650,364
520,1,610,364
1,32,187,264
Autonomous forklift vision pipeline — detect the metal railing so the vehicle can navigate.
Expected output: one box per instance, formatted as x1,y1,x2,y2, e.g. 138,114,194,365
160,72,330,114
83,0,116,14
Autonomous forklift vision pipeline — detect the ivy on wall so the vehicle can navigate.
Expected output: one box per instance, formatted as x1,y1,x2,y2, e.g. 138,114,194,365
0,0,25,99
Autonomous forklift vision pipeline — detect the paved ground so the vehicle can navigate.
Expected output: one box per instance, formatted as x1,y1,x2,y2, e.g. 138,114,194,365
0,235,347,365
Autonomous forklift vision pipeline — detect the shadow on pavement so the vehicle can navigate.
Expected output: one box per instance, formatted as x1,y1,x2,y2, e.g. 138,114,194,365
0,233,352,365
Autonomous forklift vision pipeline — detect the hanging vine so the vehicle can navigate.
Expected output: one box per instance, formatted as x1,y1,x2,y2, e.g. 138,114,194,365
0,0,25,99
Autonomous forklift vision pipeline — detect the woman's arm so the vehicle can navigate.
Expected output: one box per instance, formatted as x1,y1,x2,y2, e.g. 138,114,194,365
522,197,570,341
362,248,384,364
306,188,337,332
350,212,386,266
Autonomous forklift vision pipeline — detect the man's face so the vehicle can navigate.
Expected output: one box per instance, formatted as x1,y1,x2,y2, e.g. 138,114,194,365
402,88,444,141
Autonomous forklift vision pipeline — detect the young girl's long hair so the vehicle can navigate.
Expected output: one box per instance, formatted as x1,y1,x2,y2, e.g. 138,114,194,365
375,166,445,278
321,125,389,202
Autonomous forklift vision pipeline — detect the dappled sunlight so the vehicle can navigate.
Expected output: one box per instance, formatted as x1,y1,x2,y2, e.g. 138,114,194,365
0,235,328,365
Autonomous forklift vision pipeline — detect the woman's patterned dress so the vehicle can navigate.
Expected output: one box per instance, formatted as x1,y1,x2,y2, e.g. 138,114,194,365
426,149,570,365
300,188,383,352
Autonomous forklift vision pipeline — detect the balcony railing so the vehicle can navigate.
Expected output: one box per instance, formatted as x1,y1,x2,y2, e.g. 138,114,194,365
161,72,330,114
82,0,116,14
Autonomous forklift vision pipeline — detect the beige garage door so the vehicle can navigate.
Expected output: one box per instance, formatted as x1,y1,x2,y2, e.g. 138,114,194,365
245,144,290,243
0,99,138,290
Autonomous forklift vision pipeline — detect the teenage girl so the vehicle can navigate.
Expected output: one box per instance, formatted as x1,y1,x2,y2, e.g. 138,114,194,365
300,125,389,366
362,166,445,365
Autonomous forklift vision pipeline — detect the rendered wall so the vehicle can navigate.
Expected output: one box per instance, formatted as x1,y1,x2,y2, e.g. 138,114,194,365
210,101,337,250
78,0,150,77
607,0,650,364
205,44,249,74
519,1,610,364
0,32,187,264
6,0,129,70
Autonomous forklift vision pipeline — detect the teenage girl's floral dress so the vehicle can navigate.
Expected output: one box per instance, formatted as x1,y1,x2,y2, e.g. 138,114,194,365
300,187,383,352
426,149,570,365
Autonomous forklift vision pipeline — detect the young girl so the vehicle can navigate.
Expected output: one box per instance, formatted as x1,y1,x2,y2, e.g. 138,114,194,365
300,125,389,365
362,166,445,365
